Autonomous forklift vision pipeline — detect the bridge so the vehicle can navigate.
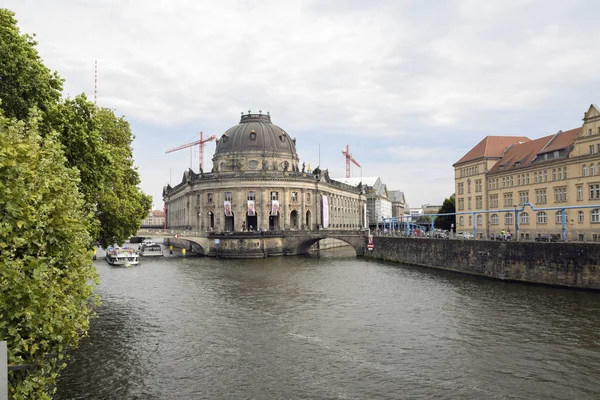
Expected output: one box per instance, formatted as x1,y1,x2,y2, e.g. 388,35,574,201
164,229,369,258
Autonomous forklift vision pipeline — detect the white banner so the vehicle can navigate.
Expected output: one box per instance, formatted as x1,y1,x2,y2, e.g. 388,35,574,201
271,200,279,216
247,200,255,216
363,203,367,228
323,195,329,228
224,200,232,217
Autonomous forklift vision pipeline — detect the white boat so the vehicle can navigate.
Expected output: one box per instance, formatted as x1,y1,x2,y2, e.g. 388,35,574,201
106,246,140,266
139,242,163,257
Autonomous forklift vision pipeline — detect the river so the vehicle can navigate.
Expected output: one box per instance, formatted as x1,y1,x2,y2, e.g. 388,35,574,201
55,243,600,399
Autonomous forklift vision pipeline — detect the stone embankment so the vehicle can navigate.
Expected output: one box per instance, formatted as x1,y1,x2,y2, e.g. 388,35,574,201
363,237,600,290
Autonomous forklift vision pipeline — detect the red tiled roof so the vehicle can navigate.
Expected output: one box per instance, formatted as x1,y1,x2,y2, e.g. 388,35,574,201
538,127,581,154
488,135,553,174
453,136,530,166
152,210,165,217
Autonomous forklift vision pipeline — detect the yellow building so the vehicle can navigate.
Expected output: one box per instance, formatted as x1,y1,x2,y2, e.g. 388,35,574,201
453,104,600,241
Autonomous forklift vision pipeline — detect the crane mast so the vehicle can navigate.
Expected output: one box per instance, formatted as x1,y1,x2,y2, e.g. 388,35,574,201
341,144,361,178
165,131,217,172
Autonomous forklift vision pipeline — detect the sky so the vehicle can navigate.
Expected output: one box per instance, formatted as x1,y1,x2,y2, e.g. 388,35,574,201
5,0,600,209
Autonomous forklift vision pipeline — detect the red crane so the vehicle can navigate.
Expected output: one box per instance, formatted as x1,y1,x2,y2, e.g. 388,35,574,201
342,144,361,178
165,131,217,172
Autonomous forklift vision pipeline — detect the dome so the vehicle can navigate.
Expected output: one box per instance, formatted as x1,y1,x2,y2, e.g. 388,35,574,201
212,112,300,173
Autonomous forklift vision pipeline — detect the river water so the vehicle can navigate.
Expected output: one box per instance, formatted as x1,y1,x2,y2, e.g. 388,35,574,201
55,244,600,399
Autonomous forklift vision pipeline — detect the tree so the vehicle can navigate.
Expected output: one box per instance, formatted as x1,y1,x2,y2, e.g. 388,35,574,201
47,95,152,247
0,112,98,399
435,196,456,231
0,9,62,121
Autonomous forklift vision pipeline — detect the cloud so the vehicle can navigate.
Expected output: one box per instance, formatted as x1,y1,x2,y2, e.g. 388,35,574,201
5,0,600,208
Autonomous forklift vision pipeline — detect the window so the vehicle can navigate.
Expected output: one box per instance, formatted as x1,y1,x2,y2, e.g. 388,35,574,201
291,191,298,202
591,164,596,176
537,211,547,224
207,193,213,203
247,191,256,201
555,210,566,224
520,212,529,225
534,171,538,183
589,128,593,136
489,195,498,208
517,175,521,186
518,191,529,205
476,196,482,209
583,165,588,177
477,214,482,226
459,216,464,226
554,187,567,203
458,183,464,195
491,214,499,224
535,189,547,204
590,145,595,155
558,168,563,180
467,197,472,209
270,191,279,201
503,193,513,207
544,170,548,182
552,168,556,181
248,160,258,169
526,173,530,184
458,198,464,210
563,166,568,179
577,186,583,201
592,209,600,223
475,179,482,192
306,192,311,202
590,184,600,200
224,191,232,202
249,131,257,140
578,210,584,223
467,180,471,194
505,213,513,225
510,176,514,186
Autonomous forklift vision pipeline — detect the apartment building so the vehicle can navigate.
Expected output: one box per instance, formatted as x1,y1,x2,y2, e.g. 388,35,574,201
453,104,600,241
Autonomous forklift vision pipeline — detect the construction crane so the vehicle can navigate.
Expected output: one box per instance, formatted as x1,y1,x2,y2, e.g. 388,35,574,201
342,144,361,178
165,131,217,172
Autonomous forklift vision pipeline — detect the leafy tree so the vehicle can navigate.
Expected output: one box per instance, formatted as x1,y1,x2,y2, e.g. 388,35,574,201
0,112,99,399
415,215,432,224
47,95,152,247
0,9,62,121
435,197,456,231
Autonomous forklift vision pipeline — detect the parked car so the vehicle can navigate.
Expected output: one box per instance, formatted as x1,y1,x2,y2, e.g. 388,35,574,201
457,232,473,240
535,234,560,242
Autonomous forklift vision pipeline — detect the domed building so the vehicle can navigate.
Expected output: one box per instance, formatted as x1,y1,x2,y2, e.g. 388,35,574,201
163,112,366,233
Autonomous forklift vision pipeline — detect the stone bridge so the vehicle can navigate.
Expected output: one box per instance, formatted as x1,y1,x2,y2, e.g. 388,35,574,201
164,229,369,258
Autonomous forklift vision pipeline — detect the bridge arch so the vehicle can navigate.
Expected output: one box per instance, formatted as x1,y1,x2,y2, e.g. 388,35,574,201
288,232,366,256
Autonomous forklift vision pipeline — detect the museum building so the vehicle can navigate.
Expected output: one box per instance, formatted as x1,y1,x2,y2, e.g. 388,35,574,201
163,112,366,232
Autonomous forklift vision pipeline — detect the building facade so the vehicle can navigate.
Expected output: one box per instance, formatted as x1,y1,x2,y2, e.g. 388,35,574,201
163,112,366,232
453,104,600,241
141,210,165,228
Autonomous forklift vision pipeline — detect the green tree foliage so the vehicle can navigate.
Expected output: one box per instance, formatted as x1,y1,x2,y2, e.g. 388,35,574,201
434,197,456,231
0,9,62,120
47,96,152,247
0,112,99,399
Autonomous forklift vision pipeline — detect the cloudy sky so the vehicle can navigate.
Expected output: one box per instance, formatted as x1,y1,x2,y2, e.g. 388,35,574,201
5,0,600,209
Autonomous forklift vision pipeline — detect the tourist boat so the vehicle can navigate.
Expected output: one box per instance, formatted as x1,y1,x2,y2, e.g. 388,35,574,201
139,241,163,257
105,246,140,266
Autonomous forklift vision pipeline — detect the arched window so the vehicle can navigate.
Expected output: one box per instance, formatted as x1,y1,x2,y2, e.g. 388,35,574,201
505,213,513,225
491,214,498,224
583,165,588,176
477,214,482,226
597,162,600,175
537,211,547,224
459,216,464,226
520,212,529,225
555,210,565,224
578,210,584,223
592,209,600,223
592,164,596,176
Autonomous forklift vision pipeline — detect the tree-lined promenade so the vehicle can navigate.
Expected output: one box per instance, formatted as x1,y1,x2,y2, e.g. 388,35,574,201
0,9,151,399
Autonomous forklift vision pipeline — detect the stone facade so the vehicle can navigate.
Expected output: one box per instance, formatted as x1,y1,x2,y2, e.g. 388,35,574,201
454,104,600,241
163,113,366,233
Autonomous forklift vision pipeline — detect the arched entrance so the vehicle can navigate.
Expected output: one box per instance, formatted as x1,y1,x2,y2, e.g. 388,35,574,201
207,211,214,231
269,213,279,231
290,210,298,230
305,210,311,230
225,212,234,232
246,212,258,231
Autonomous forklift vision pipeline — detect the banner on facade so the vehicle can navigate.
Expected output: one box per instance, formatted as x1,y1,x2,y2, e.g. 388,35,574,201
363,203,367,229
247,200,256,216
271,200,279,216
224,200,232,217
323,195,329,228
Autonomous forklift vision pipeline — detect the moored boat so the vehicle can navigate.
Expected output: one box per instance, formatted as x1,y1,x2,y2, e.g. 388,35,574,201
106,246,140,266
139,242,163,257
